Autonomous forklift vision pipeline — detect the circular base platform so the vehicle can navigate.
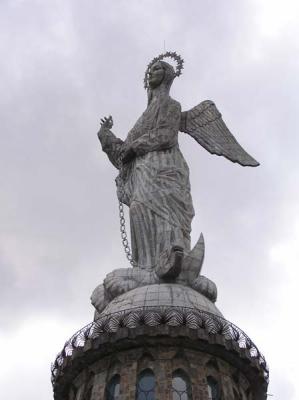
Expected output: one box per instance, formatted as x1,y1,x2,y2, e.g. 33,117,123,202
102,283,222,317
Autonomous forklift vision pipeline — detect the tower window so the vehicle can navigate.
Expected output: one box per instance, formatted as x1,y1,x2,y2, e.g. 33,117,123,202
84,386,93,400
207,376,220,400
105,374,120,400
136,369,156,400
233,388,241,400
172,369,192,400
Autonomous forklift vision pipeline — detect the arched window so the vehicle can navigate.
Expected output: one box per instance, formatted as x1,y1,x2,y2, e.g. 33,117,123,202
245,388,252,400
207,376,220,400
136,369,156,400
172,369,192,400
83,372,95,400
84,387,93,400
105,374,120,400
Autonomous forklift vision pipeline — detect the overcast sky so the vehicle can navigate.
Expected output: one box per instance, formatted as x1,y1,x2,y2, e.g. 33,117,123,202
1,0,298,399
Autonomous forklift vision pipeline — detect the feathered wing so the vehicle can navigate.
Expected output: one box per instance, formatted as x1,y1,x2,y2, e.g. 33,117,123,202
180,100,259,167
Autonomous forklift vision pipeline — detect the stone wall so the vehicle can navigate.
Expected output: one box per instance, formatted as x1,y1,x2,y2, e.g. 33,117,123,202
69,345,254,400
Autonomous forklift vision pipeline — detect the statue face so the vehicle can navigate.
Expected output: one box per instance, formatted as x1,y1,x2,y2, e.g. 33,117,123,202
148,62,165,89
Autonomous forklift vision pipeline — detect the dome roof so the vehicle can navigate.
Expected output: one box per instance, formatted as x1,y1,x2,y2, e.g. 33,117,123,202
52,283,269,390
102,283,223,317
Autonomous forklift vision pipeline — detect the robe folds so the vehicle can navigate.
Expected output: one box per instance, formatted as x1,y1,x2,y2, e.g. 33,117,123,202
99,95,194,270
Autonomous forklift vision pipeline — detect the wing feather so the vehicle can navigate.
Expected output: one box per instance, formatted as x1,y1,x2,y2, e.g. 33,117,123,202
180,100,259,167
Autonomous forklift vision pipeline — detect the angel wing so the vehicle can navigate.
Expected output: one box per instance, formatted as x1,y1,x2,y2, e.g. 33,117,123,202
179,100,259,167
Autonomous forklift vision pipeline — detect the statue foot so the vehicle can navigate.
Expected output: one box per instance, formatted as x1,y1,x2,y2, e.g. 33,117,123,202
156,246,184,281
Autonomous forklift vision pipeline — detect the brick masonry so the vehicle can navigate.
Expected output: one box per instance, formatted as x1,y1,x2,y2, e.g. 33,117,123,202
54,326,267,400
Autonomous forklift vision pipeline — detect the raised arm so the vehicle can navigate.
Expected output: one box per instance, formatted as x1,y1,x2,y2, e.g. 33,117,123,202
97,116,124,169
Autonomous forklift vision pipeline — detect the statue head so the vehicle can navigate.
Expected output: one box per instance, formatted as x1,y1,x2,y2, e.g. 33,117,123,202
148,61,176,90
144,51,184,90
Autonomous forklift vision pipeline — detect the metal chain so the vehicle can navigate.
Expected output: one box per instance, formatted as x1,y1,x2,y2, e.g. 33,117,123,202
118,200,137,267
116,154,137,267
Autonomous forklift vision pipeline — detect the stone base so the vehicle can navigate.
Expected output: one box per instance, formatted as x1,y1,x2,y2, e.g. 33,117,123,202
53,326,268,400
52,283,268,400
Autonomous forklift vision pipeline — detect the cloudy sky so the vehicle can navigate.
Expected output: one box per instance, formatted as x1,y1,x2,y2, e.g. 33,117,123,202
1,0,298,398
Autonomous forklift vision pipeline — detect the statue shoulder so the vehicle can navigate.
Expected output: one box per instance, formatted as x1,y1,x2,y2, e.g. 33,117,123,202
167,97,182,114
168,97,181,109
157,97,182,128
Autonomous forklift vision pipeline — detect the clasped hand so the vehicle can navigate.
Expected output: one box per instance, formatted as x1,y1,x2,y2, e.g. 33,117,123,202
99,115,135,164
122,145,136,164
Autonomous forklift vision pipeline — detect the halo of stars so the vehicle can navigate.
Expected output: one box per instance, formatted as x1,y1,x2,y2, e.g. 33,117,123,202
144,51,184,89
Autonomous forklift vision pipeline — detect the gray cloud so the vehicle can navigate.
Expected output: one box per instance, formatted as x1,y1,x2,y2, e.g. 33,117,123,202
1,0,298,398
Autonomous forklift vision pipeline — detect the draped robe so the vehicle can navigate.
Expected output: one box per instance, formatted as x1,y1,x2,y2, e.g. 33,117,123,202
99,94,194,270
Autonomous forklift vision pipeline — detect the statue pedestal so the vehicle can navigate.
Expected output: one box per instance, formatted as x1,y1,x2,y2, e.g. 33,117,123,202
52,282,268,400
101,283,222,317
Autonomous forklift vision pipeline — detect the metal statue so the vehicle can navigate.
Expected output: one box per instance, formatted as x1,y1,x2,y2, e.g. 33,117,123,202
92,52,258,315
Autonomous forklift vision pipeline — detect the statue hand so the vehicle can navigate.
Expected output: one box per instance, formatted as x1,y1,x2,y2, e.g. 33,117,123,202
122,146,136,164
100,115,113,130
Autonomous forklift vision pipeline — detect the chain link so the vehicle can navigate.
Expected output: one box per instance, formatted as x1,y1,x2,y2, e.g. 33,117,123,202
116,155,137,267
118,200,137,267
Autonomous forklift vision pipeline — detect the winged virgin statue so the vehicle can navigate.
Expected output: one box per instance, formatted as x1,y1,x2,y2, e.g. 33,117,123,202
92,52,258,315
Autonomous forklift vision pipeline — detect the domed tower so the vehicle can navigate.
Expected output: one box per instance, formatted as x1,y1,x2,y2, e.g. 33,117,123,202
51,278,268,400
51,53,268,400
